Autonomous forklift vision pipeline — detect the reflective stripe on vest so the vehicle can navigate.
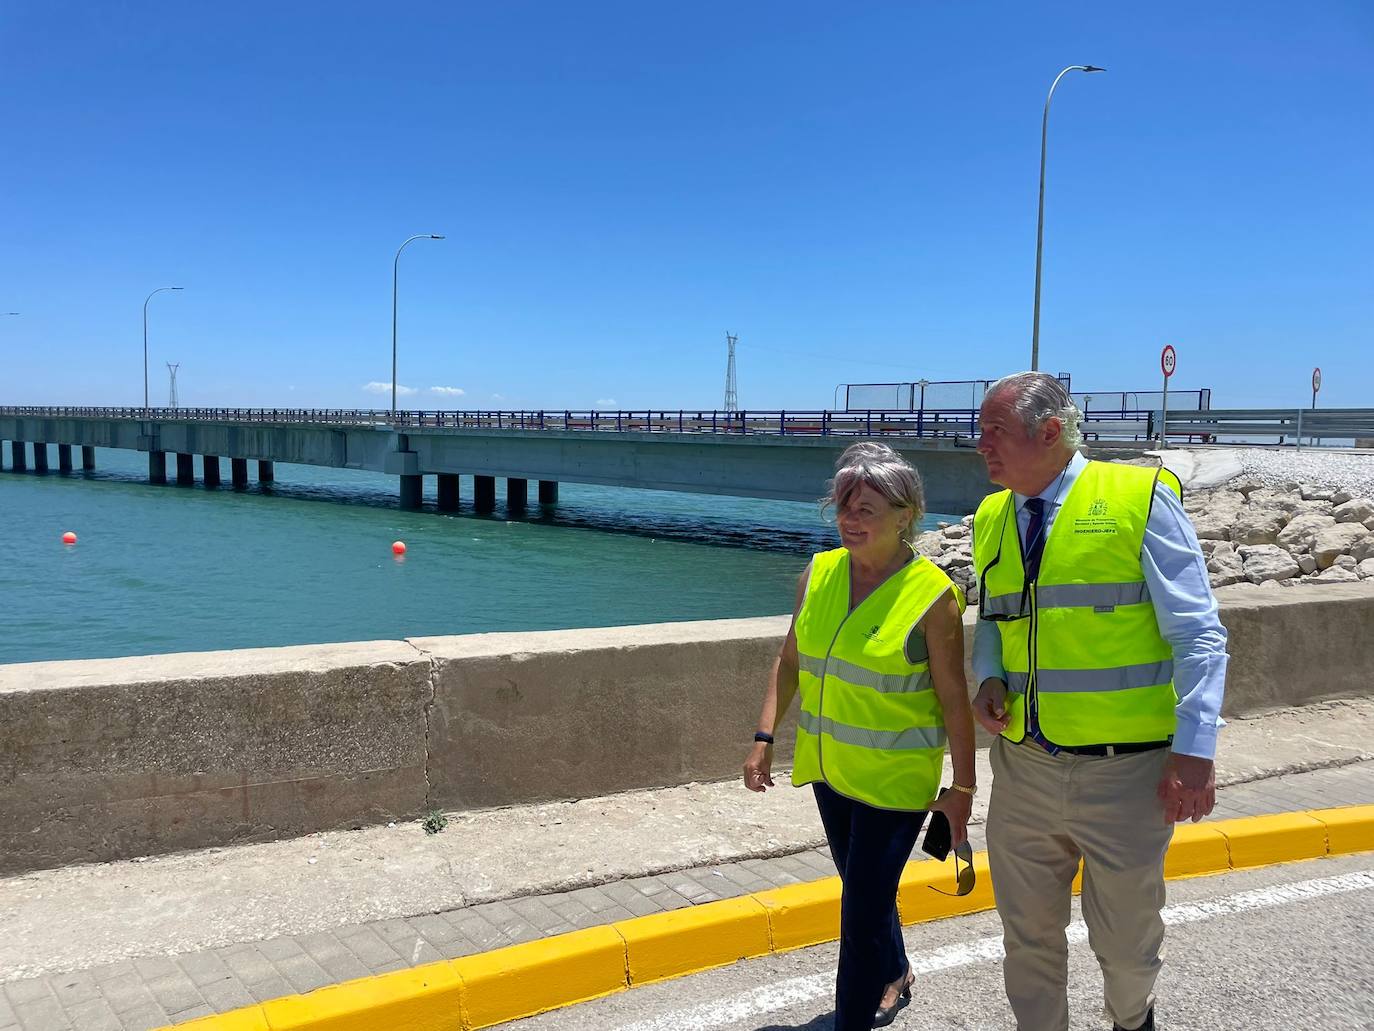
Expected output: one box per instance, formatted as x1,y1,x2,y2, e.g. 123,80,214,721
971,460,1181,747
984,580,1152,617
797,710,946,751
797,653,933,695
791,547,963,811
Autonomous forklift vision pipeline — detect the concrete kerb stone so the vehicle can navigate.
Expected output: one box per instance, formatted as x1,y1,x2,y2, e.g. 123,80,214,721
411,618,795,810
152,805,1374,1031
0,640,434,875
6,587,1374,875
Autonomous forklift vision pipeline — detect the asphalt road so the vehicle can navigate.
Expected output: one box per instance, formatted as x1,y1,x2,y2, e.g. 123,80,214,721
499,853,1374,1030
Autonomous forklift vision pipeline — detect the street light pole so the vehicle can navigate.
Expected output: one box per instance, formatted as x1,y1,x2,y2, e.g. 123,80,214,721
143,287,184,408
1030,64,1104,372
392,234,445,417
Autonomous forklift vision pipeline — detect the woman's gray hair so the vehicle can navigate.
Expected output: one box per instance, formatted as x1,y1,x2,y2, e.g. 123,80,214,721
822,441,925,543
986,371,1084,450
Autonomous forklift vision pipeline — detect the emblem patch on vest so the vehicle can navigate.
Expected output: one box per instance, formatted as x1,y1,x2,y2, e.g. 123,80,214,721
1074,497,1118,536
863,624,883,642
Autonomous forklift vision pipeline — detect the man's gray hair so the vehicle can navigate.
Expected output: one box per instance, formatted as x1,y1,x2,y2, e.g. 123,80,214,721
822,441,925,543
985,371,1084,450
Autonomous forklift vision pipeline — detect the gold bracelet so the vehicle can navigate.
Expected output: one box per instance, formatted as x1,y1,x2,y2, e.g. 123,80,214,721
949,782,977,797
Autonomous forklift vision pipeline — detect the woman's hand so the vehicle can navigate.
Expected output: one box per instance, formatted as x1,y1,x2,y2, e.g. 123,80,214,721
928,787,973,848
743,741,775,793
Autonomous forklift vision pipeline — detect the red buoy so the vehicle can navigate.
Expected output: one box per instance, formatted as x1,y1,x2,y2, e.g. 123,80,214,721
62,531,77,545
392,540,406,555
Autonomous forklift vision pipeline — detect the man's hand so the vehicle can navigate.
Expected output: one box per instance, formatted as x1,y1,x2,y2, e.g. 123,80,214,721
1158,752,1216,824
972,677,1010,735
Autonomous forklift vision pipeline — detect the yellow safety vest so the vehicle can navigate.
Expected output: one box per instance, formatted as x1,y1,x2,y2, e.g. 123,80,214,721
792,547,964,811
971,460,1182,746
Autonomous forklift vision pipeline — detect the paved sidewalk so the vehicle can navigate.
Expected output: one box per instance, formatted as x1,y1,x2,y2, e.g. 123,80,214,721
4,759,1372,1031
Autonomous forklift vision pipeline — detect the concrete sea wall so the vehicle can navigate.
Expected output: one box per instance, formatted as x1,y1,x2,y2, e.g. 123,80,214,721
2,585,1372,874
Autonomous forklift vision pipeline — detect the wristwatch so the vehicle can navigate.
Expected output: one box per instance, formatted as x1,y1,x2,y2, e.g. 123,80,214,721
949,782,978,796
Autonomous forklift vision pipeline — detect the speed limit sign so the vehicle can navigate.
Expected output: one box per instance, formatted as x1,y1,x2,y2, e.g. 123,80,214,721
1158,345,1178,449
1313,367,1322,393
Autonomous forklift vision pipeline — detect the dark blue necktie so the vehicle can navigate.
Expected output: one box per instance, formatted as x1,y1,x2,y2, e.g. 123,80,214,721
1023,497,1046,581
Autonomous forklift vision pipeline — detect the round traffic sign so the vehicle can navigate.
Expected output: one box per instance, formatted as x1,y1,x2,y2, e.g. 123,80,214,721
1161,345,1177,378
1313,367,1322,393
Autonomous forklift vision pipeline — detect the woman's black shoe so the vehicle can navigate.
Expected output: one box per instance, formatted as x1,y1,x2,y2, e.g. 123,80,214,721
872,972,913,1028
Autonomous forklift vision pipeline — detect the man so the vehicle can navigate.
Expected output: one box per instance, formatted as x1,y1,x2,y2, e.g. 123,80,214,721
971,371,1227,1031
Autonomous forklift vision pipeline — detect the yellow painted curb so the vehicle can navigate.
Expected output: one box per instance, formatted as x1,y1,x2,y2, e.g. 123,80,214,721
616,895,771,986
161,804,1374,1031
896,853,996,925
1164,822,1232,878
454,924,626,1030
261,962,462,1031
1214,811,1328,869
755,875,841,953
1309,804,1374,855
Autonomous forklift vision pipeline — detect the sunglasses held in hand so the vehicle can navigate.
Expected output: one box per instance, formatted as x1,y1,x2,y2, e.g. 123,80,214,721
921,809,977,897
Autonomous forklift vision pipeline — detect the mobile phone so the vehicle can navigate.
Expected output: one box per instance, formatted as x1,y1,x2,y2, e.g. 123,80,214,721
921,809,952,862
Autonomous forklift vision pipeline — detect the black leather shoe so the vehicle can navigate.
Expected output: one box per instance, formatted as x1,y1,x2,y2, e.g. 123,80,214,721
1113,1008,1155,1031
872,972,913,1028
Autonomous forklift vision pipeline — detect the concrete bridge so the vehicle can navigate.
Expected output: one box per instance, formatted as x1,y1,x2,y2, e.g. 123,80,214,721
0,406,1007,515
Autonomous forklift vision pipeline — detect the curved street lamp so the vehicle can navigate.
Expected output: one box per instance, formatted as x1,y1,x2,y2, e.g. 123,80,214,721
1030,65,1104,372
392,234,445,416
143,287,184,408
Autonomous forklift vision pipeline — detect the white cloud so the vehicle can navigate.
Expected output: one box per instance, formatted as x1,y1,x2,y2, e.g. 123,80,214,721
430,386,466,397
595,398,618,407
491,393,506,402
363,381,417,397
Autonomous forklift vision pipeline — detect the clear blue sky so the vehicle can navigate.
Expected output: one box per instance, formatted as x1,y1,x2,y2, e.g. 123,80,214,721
2,1,1370,411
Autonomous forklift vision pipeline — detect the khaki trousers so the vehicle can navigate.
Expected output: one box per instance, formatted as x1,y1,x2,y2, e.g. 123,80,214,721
987,736,1173,1031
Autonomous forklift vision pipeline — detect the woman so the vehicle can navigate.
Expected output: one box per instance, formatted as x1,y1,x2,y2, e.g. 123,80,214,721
744,441,975,1030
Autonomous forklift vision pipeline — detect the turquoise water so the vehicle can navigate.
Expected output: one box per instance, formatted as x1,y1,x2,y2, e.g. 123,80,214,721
1,447,957,665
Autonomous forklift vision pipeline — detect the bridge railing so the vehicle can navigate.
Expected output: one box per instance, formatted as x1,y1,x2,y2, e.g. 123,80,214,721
0,405,1157,439
4,405,1368,442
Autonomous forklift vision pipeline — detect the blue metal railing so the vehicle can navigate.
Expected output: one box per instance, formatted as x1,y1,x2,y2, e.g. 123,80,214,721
0,404,1160,440
6,405,1371,442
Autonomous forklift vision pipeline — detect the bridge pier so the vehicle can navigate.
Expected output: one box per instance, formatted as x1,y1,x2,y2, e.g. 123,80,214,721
538,480,559,506
149,451,167,484
437,473,461,512
10,441,25,472
82,446,96,472
32,442,49,473
474,475,496,513
507,477,528,512
58,444,73,473
399,474,423,510
203,455,221,487
258,460,274,484
231,458,249,489
176,453,195,486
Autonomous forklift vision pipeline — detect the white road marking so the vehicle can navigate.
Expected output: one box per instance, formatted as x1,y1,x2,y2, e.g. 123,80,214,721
609,869,1374,1031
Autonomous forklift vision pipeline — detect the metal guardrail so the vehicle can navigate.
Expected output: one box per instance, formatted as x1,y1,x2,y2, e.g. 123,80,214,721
1161,409,1374,443
1,405,991,436
2,406,1371,442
